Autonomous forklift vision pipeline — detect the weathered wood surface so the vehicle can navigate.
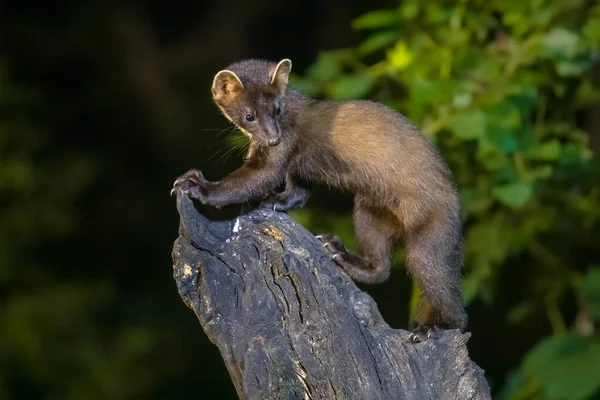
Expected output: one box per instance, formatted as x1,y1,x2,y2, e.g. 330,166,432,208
171,192,491,400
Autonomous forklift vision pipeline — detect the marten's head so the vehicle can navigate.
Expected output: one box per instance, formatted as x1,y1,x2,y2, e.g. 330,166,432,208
211,58,292,147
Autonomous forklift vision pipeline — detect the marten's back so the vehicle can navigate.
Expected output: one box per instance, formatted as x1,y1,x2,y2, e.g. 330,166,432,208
291,99,456,205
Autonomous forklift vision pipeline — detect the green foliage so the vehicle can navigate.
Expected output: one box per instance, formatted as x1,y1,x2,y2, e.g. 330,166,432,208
502,333,600,400
290,1,600,398
581,266,600,321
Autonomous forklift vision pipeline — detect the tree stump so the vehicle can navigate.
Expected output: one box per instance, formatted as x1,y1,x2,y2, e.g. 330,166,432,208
171,192,491,400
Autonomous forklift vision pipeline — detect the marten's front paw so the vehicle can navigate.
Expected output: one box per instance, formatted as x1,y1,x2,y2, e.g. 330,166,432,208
316,234,349,261
408,325,441,343
259,195,289,212
170,169,208,197
260,200,289,212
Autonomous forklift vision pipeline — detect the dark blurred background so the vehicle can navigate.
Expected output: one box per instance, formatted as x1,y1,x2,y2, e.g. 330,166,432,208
1,0,600,399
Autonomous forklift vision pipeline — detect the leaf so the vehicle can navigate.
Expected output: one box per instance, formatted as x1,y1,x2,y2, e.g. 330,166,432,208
358,31,399,55
485,101,521,130
399,1,419,19
352,10,400,30
522,334,589,375
484,100,523,154
541,28,580,59
521,137,562,161
476,141,511,171
522,334,600,400
328,75,374,100
556,58,594,77
492,182,533,208
487,129,519,153
386,41,414,70
536,140,561,160
410,79,446,106
452,93,472,108
574,80,600,109
583,17,600,41
306,53,341,82
448,110,486,139
508,86,538,111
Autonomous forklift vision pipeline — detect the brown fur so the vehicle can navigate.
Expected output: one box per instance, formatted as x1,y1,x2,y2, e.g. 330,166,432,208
174,58,467,333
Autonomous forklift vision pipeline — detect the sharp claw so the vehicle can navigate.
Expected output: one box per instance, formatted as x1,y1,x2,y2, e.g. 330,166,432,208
170,188,176,196
315,234,323,240
332,253,343,261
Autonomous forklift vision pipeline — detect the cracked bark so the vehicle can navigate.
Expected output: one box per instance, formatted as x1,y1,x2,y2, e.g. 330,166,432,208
171,192,492,400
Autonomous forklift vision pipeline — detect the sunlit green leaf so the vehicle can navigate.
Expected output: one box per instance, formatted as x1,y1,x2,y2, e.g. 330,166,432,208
448,110,486,139
541,28,580,59
492,181,533,208
386,41,414,70
452,93,472,109
583,17,600,41
522,138,563,161
522,334,600,400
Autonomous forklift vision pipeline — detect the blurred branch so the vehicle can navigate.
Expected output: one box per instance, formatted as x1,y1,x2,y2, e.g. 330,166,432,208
171,193,491,400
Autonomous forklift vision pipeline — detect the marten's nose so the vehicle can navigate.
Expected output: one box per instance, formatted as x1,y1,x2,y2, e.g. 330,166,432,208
268,137,281,146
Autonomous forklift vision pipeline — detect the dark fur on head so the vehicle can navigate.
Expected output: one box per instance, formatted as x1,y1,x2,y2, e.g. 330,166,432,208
211,59,292,147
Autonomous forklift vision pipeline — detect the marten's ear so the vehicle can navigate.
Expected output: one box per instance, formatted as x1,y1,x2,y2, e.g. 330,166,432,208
212,70,244,101
270,59,292,92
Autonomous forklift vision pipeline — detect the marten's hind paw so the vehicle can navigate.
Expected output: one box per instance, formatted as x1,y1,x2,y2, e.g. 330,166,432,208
315,234,349,261
408,325,441,343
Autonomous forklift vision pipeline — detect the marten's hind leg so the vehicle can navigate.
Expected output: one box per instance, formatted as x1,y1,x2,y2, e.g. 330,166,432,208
317,197,398,284
403,208,467,343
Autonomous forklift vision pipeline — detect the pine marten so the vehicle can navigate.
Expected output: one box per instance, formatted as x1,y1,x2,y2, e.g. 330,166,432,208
172,58,467,342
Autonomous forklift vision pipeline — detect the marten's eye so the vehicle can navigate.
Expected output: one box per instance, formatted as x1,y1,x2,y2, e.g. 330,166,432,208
245,114,255,122
275,106,281,116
